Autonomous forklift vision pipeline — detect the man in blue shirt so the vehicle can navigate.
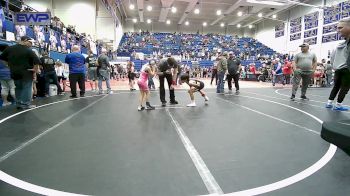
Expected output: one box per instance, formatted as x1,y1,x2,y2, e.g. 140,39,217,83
65,45,86,98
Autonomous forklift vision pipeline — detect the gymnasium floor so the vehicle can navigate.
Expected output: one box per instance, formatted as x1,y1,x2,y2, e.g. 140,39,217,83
0,83,349,196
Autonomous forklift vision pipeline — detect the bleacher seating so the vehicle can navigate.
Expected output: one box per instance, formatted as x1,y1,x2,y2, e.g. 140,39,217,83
119,32,278,69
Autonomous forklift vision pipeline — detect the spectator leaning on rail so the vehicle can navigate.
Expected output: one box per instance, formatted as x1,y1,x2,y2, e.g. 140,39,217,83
65,45,86,98
325,18,350,111
0,36,41,109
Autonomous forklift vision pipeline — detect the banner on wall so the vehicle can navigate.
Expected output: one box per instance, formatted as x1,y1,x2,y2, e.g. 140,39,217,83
322,33,338,43
304,37,317,45
291,25,302,34
341,1,350,18
275,30,284,38
290,33,301,41
323,24,337,34
290,17,302,27
275,23,284,31
275,23,285,38
14,12,51,26
304,29,318,38
304,11,319,30
0,7,4,38
324,3,341,25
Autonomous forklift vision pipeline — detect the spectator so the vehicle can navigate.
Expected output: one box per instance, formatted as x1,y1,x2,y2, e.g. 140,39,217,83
325,18,350,111
0,36,41,109
282,60,293,84
126,60,136,91
325,60,333,86
290,43,317,100
86,51,98,92
65,45,86,98
216,52,228,94
0,52,16,106
40,51,63,96
272,58,284,86
97,48,112,94
227,52,241,94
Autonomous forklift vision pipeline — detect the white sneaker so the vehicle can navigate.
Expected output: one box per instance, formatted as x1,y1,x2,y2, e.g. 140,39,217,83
187,102,196,107
107,90,113,94
204,96,209,101
2,102,11,107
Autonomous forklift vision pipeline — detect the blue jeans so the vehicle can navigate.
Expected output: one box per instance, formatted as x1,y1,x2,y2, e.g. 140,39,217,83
98,70,111,93
216,71,225,93
148,76,155,89
14,79,33,108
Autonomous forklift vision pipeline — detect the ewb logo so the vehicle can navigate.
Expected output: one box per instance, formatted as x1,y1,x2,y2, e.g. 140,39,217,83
14,12,51,26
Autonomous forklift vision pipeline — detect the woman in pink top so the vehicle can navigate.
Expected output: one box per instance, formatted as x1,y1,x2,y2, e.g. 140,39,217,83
137,60,156,111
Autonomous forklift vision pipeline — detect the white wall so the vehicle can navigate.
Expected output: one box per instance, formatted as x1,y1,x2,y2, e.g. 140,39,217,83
96,0,114,41
53,0,97,37
25,0,97,37
255,0,345,60
25,0,52,12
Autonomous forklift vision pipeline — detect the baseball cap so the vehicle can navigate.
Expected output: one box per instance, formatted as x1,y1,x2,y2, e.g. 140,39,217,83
228,51,234,55
222,51,228,56
299,43,309,47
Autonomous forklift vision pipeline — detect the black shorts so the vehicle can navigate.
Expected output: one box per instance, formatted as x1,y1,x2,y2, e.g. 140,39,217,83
128,72,135,81
57,76,66,82
194,81,204,91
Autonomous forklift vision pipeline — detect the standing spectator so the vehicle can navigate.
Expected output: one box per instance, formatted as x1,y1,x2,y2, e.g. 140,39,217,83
157,56,179,106
282,60,293,84
272,58,284,86
40,51,63,96
127,60,136,91
0,54,15,106
325,60,333,87
210,62,218,85
65,45,86,98
97,48,112,94
290,43,317,100
226,52,241,94
216,52,228,94
55,61,68,92
314,63,325,87
0,36,41,109
85,51,98,92
325,18,350,111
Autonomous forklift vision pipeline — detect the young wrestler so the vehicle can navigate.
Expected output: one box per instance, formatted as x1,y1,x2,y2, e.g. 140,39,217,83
180,73,209,107
137,60,156,111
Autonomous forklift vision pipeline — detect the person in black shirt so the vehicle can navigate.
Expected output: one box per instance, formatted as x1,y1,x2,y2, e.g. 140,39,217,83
157,56,179,106
227,52,242,94
85,51,98,92
0,36,41,109
40,51,63,96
